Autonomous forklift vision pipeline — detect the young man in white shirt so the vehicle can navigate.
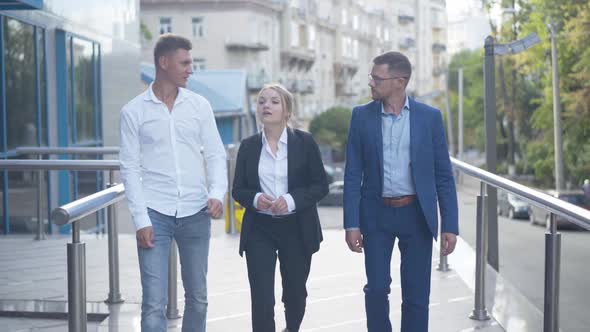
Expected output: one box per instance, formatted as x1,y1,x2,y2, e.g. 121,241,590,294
120,34,227,332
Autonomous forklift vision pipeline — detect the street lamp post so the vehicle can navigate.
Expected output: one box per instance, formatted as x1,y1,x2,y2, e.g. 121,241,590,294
547,23,564,192
483,33,541,271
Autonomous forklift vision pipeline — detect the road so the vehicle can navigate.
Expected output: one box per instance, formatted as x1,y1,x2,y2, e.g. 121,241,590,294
456,178,590,332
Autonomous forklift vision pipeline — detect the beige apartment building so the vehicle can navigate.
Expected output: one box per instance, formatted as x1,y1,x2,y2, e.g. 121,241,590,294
140,0,447,126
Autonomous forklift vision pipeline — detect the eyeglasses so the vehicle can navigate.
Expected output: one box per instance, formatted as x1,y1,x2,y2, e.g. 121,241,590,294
368,73,408,84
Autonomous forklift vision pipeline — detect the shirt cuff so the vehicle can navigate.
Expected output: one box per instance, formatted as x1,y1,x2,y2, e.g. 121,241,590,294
345,227,360,231
282,194,296,212
133,213,152,231
253,192,263,209
208,191,226,205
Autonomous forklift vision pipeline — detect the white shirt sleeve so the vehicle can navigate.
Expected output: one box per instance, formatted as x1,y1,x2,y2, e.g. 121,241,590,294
253,192,263,209
200,99,228,203
282,193,296,212
119,107,151,231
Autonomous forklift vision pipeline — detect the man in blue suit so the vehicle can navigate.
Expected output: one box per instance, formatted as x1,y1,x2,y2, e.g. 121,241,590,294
343,51,459,332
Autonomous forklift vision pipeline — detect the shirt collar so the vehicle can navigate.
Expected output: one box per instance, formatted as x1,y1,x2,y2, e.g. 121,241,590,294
144,82,187,105
381,95,410,115
261,127,288,146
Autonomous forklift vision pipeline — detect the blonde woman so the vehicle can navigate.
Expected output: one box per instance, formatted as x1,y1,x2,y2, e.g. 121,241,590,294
232,84,329,332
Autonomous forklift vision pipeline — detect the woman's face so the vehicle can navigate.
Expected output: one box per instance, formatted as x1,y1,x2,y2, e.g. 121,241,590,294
257,88,288,126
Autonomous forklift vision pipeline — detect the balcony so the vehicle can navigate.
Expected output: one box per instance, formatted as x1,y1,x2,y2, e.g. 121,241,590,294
399,38,416,50
398,15,415,25
225,40,269,52
281,79,299,93
247,71,269,91
281,49,315,72
432,43,447,53
333,60,359,79
432,67,445,77
335,82,355,96
297,79,314,94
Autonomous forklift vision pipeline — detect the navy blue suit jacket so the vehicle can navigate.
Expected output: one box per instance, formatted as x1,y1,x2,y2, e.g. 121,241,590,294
343,98,459,238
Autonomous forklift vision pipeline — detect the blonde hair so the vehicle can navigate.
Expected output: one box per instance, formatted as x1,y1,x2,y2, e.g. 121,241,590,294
256,83,295,127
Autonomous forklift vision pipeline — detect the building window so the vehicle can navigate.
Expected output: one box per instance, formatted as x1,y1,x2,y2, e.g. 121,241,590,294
384,29,390,41
290,21,299,47
341,9,348,26
376,24,382,39
193,58,206,71
352,39,359,59
0,16,49,234
353,15,359,30
308,25,316,49
159,17,172,34
342,36,352,57
192,17,204,38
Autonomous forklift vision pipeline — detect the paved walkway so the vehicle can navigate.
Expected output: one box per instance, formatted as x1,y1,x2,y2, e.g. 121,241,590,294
0,182,541,332
0,230,503,332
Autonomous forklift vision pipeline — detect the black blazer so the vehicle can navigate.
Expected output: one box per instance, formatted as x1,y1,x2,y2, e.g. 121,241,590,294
232,128,329,257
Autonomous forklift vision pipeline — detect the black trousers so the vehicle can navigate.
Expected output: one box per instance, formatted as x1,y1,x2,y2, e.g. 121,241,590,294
244,214,312,332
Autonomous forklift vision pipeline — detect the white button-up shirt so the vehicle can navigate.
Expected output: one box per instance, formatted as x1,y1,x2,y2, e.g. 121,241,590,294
120,83,227,230
253,128,296,215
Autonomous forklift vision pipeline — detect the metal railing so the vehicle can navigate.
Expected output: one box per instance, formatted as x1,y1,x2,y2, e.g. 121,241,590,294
450,157,590,332
12,147,120,240
0,159,122,332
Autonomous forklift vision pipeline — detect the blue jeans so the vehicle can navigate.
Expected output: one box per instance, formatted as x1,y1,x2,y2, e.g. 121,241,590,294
363,201,433,332
138,208,211,332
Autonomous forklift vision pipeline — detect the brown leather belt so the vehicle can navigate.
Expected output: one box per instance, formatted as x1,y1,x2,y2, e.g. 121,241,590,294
383,195,416,208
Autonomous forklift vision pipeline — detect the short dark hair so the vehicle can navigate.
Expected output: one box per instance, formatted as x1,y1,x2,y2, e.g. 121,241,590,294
153,34,192,69
373,51,412,79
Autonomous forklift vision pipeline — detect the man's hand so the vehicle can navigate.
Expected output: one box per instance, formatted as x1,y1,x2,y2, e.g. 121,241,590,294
207,199,223,219
256,194,275,211
136,226,154,249
270,196,289,215
441,232,457,256
345,229,363,253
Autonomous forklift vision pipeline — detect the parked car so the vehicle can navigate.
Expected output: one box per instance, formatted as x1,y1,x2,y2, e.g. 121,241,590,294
498,191,530,219
319,181,343,206
529,190,590,229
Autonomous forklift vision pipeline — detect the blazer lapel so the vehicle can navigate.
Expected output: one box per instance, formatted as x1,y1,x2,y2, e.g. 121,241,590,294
372,101,384,184
287,127,296,192
251,132,263,192
409,98,419,164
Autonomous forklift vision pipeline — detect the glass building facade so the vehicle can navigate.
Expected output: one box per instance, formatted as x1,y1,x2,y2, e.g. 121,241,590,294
0,0,141,234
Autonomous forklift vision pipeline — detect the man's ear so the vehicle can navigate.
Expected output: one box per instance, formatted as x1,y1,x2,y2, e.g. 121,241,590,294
158,54,168,71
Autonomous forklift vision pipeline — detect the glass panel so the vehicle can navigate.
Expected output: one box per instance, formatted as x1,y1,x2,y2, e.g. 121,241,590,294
66,36,72,141
0,172,5,234
72,38,95,143
76,152,103,232
4,18,49,233
4,18,36,150
38,29,47,146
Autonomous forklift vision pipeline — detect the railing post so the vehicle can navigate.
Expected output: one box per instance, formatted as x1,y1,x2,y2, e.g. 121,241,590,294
470,182,490,321
105,171,124,304
226,144,237,234
67,222,87,332
544,213,561,332
167,240,181,319
35,153,45,240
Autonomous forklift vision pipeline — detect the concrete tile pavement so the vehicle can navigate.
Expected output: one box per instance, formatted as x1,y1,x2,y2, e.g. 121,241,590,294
0,213,505,332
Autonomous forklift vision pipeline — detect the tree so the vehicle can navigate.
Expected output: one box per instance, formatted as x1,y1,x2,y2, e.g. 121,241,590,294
447,50,486,151
308,107,352,161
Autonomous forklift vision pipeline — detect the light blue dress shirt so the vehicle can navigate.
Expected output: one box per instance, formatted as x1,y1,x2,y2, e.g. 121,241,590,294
381,97,416,197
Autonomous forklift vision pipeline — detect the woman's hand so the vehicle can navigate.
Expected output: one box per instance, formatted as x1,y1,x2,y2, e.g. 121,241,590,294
270,196,289,215
257,194,275,211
